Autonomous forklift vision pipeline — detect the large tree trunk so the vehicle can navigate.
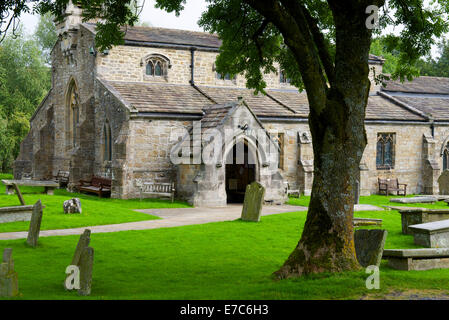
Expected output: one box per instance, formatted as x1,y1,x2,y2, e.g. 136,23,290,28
274,0,375,278
275,91,368,278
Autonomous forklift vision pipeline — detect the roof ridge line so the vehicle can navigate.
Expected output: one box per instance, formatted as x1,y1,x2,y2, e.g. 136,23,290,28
265,91,298,115
378,91,431,121
191,84,217,104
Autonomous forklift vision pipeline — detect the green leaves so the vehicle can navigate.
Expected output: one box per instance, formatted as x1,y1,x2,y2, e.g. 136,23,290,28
0,25,50,170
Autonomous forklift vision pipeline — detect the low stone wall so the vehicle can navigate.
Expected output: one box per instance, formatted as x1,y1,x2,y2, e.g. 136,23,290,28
0,205,34,223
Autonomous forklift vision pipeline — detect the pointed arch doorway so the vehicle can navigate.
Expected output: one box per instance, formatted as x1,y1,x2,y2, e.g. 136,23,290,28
225,139,258,203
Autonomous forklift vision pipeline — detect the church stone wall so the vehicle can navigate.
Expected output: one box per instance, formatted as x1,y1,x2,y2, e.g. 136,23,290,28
96,44,297,90
360,123,432,195
121,118,193,199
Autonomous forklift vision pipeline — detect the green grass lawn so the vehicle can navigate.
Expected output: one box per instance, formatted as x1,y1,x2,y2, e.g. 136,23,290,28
1,193,449,300
0,174,190,232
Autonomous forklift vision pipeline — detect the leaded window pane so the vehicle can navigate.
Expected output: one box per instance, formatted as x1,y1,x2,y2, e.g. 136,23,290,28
376,133,395,169
376,142,382,166
155,62,162,76
444,152,448,171
384,140,392,166
146,62,154,75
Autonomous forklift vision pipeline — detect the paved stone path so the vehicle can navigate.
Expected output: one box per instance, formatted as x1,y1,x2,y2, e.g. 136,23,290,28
0,203,383,241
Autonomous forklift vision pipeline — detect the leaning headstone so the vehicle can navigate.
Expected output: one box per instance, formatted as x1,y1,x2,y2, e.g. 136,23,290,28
354,229,388,267
241,181,265,222
0,248,19,297
26,200,43,247
71,229,91,266
439,170,449,195
63,198,82,214
64,229,91,291
78,247,94,296
12,183,25,206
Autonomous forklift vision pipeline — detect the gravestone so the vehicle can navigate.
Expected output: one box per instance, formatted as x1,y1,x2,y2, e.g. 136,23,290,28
383,248,449,271
439,170,449,195
26,200,43,247
63,198,82,214
241,181,265,222
12,183,25,205
354,229,388,267
408,219,449,248
78,247,94,296
0,248,19,297
390,196,437,204
64,229,91,290
71,229,91,265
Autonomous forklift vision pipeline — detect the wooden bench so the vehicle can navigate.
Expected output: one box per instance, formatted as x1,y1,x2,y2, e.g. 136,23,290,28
383,248,449,271
1,179,59,195
408,219,449,248
284,182,300,198
378,178,407,196
53,170,69,188
140,182,175,202
78,176,111,198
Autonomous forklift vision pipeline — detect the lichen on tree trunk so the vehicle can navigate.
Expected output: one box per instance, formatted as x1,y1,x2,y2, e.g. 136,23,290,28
275,88,369,278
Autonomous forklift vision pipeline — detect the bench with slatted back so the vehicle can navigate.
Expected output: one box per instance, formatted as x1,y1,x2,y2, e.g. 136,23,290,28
378,178,407,196
78,176,111,198
53,170,70,188
140,182,175,202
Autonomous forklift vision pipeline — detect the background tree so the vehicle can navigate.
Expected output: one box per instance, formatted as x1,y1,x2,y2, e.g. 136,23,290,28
34,12,58,64
417,39,449,77
0,25,50,171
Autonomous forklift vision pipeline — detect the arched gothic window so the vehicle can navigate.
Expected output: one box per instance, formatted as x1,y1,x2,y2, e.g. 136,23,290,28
67,81,80,149
280,70,291,84
376,133,395,170
443,142,449,171
103,121,112,162
144,54,170,77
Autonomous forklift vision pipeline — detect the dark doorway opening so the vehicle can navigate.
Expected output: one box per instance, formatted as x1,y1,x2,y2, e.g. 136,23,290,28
225,141,256,203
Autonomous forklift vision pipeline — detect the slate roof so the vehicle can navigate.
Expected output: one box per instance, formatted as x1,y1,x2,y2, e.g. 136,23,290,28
82,23,221,50
393,96,449,121
200,104,235,132
383,76,449,95
366,95,425,121
104,80,426,121
381,76,449,121
197,86,297,117
109,81,212,114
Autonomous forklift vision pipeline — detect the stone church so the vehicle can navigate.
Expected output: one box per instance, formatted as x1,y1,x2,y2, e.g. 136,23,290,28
13,2,449,206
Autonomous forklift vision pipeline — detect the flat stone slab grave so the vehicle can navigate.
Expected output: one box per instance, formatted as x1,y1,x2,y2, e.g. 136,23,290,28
390,196,438,204
1,179,59,195
353,218,383,227
383,248,449,271
408,219,449,248
397,208,449,235
353,204,384,211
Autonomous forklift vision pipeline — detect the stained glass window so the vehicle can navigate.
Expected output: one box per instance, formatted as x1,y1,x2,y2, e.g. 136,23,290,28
443,143,449,171
376,133,395,169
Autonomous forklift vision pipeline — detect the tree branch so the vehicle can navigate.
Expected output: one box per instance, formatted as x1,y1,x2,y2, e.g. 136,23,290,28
243,0,328,112
252,19,269,63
